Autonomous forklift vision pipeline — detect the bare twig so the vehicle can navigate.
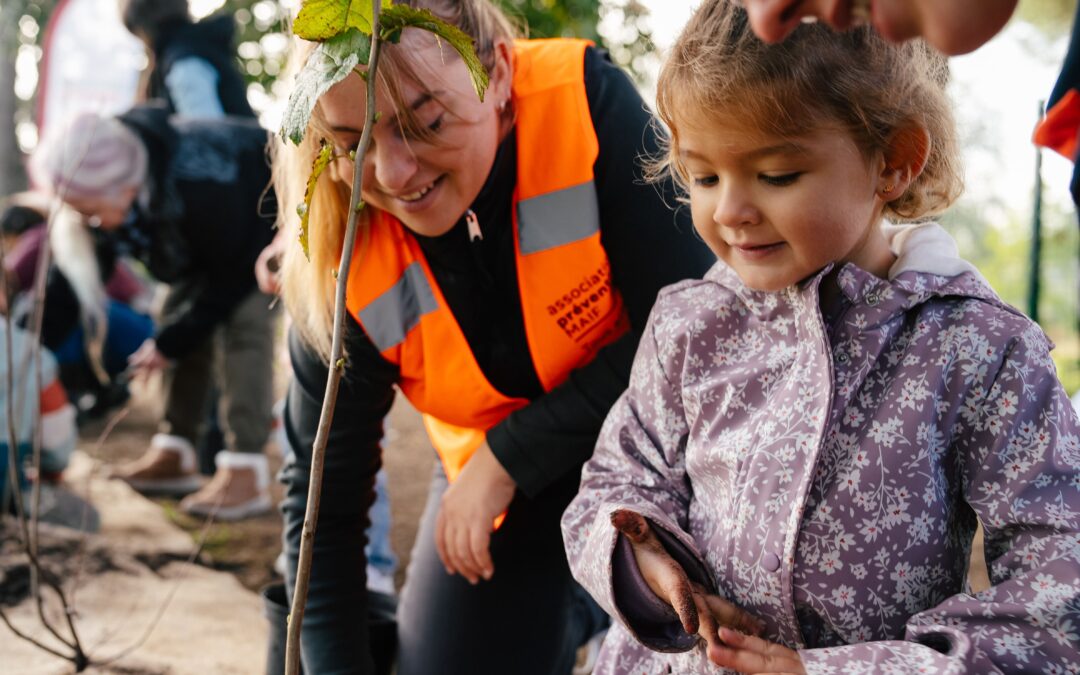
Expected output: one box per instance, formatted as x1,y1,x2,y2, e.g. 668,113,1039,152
0,604,76,662
93,504,221,667
284,2,384,672
69,405,131,612
0,223,75,655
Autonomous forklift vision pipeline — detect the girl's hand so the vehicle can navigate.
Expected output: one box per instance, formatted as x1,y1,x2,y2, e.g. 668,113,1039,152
434,442,516,584
709,627,806,674
611,510,764,653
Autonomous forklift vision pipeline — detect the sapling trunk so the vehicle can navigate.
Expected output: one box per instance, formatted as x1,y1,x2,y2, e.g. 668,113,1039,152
284,2,384,673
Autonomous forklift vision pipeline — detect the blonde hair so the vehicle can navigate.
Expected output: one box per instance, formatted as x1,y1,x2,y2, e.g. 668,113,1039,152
275,0,517,360
654,0,963,222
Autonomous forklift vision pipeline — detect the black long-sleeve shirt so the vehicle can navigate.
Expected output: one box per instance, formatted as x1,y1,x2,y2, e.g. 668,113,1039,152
281,47,714,673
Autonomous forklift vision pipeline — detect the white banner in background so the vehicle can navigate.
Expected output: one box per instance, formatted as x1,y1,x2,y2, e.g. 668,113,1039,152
37,0,145,144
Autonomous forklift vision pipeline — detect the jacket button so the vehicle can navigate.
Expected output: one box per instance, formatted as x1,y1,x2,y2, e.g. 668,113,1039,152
865,292,880,305
836,352,849,364
763,553,781,572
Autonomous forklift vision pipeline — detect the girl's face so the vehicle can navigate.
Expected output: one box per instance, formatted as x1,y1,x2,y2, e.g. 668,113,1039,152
740,0,1018,55
677,113,895,291
319,30,512,238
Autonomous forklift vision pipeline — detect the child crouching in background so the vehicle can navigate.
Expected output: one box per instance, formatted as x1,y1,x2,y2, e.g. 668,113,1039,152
562,1,1080,673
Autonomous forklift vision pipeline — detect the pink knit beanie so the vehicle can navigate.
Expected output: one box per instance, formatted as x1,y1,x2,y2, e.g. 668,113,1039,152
29,113,148,200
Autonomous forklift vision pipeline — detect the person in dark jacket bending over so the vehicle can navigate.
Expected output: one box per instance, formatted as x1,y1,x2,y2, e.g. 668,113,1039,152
118,0,254,119
272,0,714,672
30,106,277,520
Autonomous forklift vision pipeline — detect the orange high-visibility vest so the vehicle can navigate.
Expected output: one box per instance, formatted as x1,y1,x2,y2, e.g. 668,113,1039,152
345,39,630,483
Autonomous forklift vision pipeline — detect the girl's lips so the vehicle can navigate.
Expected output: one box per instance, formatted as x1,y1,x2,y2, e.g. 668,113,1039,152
732,242,785,260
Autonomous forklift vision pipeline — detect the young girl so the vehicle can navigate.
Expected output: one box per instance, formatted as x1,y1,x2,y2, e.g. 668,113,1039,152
562,2,1080,673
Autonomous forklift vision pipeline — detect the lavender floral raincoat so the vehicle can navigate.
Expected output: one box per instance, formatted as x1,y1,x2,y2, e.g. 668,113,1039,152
562,223,1080,674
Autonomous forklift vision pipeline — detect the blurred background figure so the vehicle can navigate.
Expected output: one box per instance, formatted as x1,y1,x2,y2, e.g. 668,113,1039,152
119,0,254,119
0,261,82,529
119,0,258,475
30,106,278,521
1,192,153,421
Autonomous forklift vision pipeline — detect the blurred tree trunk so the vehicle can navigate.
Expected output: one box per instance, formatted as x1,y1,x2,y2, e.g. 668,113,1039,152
0,4,27,197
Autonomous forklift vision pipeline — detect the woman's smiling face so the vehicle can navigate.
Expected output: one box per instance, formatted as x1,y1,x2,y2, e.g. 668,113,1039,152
319,30,512,238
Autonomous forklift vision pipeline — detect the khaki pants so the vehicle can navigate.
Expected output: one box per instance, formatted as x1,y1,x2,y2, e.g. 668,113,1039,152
158,282,278,455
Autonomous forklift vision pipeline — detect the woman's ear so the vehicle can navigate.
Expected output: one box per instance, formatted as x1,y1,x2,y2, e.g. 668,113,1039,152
489,38,514,107
878,125,931,201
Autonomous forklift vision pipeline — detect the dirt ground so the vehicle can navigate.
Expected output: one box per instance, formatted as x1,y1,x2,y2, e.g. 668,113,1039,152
77,380,433,595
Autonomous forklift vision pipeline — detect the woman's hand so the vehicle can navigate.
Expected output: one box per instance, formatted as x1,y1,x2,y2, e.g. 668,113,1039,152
611,510,764,654
709,627,806,674
127,338,170,376
434,442,516,584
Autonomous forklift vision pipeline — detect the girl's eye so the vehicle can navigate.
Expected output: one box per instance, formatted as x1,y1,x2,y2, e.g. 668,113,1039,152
693,175,718,188
427,114,444,133
760,172,801,187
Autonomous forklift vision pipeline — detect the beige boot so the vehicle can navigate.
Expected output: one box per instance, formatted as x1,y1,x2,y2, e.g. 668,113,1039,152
110,434,203,496
179,451,271,521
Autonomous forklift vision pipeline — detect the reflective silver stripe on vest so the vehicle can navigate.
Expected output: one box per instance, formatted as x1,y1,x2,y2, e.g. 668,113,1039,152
359,262,438,352
517,181,600,255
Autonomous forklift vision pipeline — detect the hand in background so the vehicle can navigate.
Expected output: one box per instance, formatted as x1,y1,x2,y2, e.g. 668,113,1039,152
127,338,170,377
254,235,285,295
611,509,764,655
435,442,516,584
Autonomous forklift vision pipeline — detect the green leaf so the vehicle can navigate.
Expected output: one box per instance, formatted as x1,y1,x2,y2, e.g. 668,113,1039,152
379,5,489,101
298,141,336,260
280,28,371,145
293,0,392,41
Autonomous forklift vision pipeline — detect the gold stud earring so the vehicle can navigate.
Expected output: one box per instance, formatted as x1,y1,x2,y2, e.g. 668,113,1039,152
881,183,895,196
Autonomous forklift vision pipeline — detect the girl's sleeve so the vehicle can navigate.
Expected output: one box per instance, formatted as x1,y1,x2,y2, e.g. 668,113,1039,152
561,294,713,651
800,323,1080,673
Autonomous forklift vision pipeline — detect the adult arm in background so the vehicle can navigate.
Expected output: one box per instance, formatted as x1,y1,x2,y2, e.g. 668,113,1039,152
486,47,714,497
281,321,398,675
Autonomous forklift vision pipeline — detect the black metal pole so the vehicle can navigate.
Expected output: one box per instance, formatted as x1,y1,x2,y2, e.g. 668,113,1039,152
1028,100,1045,323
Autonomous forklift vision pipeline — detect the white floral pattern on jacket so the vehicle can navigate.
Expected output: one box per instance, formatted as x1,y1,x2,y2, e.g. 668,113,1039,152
562,224,1080,674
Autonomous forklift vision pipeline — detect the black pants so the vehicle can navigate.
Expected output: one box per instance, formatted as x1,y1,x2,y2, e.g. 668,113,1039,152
396,462,608,675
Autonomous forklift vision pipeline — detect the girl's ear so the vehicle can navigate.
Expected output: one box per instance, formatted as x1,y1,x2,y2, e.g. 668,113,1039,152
878,125,931,200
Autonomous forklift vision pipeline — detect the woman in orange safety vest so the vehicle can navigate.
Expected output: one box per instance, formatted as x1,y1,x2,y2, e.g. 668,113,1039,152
274,1,713,673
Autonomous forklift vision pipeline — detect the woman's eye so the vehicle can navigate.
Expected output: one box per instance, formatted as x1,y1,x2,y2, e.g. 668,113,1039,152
693,175,718,187
427,114,444,133
760,172,801,187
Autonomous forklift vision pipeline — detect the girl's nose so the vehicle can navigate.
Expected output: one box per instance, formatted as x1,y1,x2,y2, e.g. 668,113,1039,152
370,133,419,193
713,184,761,229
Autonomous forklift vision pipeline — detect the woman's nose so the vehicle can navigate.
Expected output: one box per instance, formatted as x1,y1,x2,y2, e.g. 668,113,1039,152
370,133,418,193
